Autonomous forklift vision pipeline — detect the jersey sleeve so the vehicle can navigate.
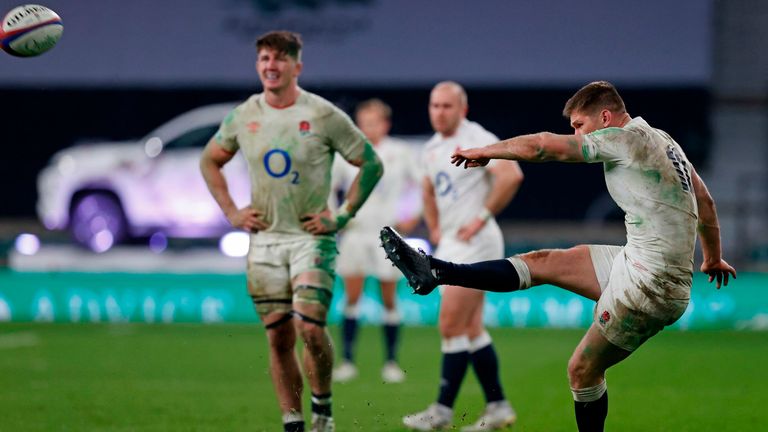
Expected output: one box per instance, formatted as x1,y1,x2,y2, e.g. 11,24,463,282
213,107,240,153
581,127,637,163
324,107,368,163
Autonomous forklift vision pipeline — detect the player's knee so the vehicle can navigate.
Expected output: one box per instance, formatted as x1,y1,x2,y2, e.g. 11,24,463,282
382,298,396,311
520,248,554,265
298,320,326,349
567,355,599,388
345,291,362,305
266,324,296,353
438,317,464,338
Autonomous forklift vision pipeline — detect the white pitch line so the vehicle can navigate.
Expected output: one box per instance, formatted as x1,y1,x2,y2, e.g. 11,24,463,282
0,331,40,349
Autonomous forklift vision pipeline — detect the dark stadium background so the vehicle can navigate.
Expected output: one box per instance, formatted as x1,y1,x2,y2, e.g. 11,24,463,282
0,86,710,221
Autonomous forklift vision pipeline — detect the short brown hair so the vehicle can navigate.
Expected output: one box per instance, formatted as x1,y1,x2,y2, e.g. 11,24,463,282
255,31,302,60
356,98,392,121
563,81,626,117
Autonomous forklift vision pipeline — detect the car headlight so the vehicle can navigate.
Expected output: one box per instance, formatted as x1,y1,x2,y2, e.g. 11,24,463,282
56,154,77,176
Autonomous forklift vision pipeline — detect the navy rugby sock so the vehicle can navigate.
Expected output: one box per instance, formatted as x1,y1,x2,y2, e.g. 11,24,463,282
311,392,332,418
436,336,471,408
382,308,400,362
572,382,608,432
430,257,520,292
283,411,304,432
341,316,358,362
383,323,399,362
470,342,505,403
574,391,608,432
283,421,304,432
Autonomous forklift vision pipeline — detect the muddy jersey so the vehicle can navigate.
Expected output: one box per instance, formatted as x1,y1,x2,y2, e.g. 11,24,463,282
215,89,368,245
332,136,420,232
582,117,699,298
422,119,500,236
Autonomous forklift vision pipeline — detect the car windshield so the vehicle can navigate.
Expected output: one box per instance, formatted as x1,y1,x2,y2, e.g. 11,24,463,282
164,125,219,150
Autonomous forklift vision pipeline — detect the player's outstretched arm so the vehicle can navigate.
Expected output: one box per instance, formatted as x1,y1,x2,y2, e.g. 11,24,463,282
691,168,737,288
450,132,585,168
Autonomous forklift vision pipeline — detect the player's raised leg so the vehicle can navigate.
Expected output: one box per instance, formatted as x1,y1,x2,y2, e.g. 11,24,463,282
381,226,602,300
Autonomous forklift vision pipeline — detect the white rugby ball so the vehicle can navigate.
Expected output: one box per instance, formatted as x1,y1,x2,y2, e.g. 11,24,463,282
0,4,62,57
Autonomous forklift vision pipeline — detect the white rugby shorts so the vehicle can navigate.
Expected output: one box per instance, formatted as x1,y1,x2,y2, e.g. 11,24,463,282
434,222,504,263
336,229,402,280
588,245,689,351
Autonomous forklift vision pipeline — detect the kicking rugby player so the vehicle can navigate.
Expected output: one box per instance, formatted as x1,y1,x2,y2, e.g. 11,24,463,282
382,81,735,432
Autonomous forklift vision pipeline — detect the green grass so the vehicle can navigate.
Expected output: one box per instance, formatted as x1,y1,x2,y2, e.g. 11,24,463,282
1,324,767,431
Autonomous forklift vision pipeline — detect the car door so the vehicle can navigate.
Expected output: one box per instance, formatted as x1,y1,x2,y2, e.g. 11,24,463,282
143,125,250,236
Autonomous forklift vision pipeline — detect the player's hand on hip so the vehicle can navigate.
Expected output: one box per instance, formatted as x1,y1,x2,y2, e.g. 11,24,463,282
701,259,737,289
301,209,338,235
227,206,268,232
457,218,485,242
451,149,489,169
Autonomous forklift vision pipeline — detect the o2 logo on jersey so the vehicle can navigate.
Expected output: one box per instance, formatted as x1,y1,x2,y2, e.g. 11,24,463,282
435,171,456,199
665,146,692,192
263,149,300,184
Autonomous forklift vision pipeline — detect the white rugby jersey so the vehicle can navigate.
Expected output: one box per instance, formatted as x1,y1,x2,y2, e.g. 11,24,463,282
422,119,499,236
215,89,369,245
582,117,699,294
332,136,420,232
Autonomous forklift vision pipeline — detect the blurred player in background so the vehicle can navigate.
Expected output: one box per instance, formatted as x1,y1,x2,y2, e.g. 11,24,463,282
331,99,421,384
200,31,383,432
401,82,524,431
383,81,736,432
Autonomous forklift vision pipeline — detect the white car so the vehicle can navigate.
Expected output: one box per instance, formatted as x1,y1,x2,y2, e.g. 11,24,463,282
37,103,250,251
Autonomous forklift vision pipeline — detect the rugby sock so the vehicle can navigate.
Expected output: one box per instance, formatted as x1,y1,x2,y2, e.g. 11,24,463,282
311,392,332,418
382,308,400,362
282,411,304,432
436,335,471,408
429,256,531,292
341,305,359,362
469,332,505,403
572,381,608,432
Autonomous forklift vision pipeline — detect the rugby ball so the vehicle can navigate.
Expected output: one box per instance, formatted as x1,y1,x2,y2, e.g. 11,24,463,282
0,4,62,57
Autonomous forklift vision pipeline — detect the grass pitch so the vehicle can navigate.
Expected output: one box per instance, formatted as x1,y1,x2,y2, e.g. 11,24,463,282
1,323,766,431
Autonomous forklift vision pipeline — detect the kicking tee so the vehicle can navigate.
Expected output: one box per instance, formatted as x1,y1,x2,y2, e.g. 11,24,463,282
582,117,699,297
214,89,369,245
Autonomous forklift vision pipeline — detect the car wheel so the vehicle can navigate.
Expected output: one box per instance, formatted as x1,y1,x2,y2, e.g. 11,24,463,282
69,192,129,252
